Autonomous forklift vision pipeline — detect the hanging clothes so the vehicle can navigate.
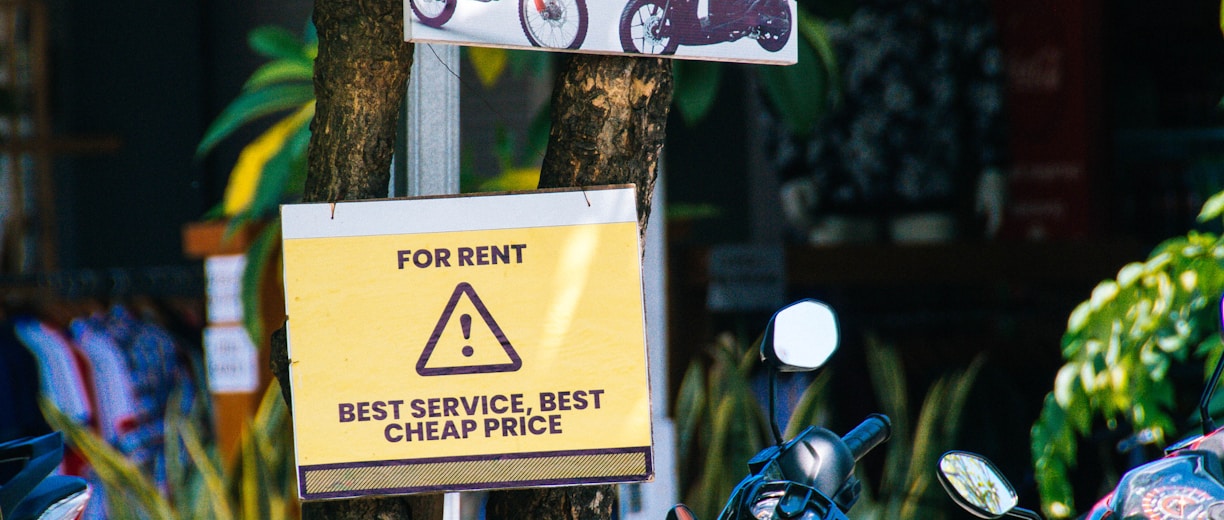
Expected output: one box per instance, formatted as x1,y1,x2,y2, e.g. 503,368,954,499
12,318,96,433
68,316,140,455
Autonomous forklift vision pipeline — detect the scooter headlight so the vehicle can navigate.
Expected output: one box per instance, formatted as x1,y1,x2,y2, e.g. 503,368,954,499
746,481,830,520
749,491,783,519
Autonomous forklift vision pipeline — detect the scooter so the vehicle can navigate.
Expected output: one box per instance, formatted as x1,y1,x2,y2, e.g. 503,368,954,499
665,299,892,520
618,0,791,55
0,432,91,520
938,296,1224,520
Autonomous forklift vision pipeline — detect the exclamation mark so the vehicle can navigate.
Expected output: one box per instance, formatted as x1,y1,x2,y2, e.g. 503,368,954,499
460,314,474,357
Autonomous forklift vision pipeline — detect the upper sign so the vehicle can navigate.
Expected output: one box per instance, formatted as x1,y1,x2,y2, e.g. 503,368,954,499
403,0,797,65
281,186,653,501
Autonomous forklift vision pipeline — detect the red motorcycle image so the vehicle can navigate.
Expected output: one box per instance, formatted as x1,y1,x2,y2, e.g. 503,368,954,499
617,0,791,55
938,296,1224,520
410,0,588,49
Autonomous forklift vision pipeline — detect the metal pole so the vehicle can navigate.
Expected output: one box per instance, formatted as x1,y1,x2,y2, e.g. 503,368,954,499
399,41,465,519
395,43,461,198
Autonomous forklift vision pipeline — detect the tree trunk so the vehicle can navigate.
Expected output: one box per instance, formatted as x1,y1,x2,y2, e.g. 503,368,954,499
290,0,442,518
304,0,413,204
485,53,673,520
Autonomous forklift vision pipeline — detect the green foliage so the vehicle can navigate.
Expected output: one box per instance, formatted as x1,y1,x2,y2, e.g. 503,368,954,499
675,332,779,520
674,331,980,520
1031,199,1224,518
40,384,296,520
672,6,838,135
756,5,838,137
851,336,983,520
196,22,316,226
673,61,724,128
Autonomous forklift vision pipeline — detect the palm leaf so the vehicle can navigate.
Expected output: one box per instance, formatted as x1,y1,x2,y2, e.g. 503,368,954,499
180,414,235,520
675,360,707,468
241,103,313,220
865,336,909,493
243,59,313,91
240,220,282,350
40,399,177,520
249,25,310,60
196,84,315,158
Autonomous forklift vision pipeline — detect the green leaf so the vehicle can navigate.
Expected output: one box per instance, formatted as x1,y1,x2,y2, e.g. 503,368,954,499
758,33,828,137
865,337,908,493
468,47,509,88
249,25,308,60
41,400,177,520
244,115,312,220
1199,190,1224,222
180,410,236,520
197,83,316,158
675,361,707,465
243,59,313,91
796,5,839,105
672,60,723,127
505,48,553,79
242,220,282,350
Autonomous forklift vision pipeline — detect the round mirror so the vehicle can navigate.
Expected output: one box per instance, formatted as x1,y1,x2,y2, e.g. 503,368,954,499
761,299,839,372
937,451,1019,519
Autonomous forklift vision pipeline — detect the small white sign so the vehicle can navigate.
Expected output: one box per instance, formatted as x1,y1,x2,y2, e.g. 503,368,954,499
205,254,246,324
203,325,260,393
404,0,797,65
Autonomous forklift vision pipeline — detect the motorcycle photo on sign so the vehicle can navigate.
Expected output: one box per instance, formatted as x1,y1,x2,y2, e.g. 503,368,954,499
403,0,796,64
617,0,792,55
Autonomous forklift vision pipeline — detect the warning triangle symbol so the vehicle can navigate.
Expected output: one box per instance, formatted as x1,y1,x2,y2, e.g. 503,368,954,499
417,282,522,376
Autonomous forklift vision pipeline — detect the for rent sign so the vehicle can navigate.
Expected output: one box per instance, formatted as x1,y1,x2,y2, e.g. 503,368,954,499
280,186,652,500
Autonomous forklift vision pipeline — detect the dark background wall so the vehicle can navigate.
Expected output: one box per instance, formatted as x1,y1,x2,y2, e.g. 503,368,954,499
48,1,311,269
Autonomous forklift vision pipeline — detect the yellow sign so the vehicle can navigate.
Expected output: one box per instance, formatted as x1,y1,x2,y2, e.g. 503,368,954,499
280,186,652,500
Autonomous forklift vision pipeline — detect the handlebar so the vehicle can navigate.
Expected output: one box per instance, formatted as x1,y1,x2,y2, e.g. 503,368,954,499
841,413,891,461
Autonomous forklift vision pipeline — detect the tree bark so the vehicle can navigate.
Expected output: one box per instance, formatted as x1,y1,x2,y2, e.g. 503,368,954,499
484,53,673,520
304,0,414,204
284,0,441,518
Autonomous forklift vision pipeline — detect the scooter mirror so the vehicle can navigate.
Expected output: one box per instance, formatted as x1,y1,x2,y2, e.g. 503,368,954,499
937,451,1020,519
760,299,839,372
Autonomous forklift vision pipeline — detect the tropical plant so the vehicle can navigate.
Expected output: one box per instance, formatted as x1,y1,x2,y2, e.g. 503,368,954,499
196,24,316,227
192,22,315,350
674,330,981,520
671,3,838,135
40,384,296,520
674,331,831,520
1030,190,1224,518
851,336,983,520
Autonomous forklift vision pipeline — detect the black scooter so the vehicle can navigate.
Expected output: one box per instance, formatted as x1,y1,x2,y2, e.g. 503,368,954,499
666,299,892,520
618,0,791,55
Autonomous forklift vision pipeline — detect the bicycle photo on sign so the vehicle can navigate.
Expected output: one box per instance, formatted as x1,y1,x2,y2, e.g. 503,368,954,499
402,0,798,65
407,0,588,49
